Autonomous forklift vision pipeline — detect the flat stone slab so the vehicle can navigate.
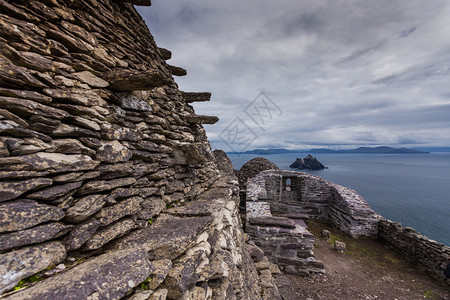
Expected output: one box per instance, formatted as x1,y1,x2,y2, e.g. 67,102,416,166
27,182,82,201
0,241,66,294
248,216,296,229
63,218,100,251
166,199,224,217
111,214,213,260
0,178,52,202
95,196,143,226
64,194,106,223
0,199,65,233
0,222,73,251
293,219,308,228
84,218,135,250
0,152,99,173
162,253,203,299
6,250,153,300
77,177,136,195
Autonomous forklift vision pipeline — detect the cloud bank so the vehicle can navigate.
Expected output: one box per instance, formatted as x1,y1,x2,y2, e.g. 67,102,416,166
138,0,450,150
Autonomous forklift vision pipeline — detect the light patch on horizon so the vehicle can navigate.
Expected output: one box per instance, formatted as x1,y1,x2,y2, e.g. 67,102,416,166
137,0,450,151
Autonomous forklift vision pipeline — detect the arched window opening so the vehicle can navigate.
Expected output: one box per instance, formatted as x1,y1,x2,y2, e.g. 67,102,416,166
285,178,292,191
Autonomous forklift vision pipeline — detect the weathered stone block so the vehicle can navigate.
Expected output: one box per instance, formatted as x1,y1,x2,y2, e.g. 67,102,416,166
248,216,296,229
6,250,154,300
0,178,52,202
27,181,82,201
95,196,143,226
63,218,100,251
0,222,73,251
0,241,66,294
64,194,106,223
0,199,64,233
95,140,132,163
162,253,203,299
77,177,136,195
0,152,99,173
84,218,135,250
111,214,214,260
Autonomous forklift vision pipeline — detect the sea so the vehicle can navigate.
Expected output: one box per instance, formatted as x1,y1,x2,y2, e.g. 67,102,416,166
227,152,450,246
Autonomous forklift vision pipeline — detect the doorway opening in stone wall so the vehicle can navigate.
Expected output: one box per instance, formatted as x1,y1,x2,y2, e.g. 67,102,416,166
281,176,301,202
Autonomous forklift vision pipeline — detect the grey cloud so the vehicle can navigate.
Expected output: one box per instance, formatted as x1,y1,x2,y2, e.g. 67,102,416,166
399,26,417,38
336,40,387,65
138,0,450,150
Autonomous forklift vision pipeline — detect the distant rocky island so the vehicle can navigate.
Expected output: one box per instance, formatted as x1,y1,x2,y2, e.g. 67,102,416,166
290,154,326,170
229,146,429,155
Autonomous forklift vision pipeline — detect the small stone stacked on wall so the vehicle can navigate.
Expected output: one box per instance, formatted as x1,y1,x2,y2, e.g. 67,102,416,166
0,0,269,298
378,218,450,284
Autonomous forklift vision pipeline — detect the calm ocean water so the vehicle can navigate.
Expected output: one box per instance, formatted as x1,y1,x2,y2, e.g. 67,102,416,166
228,152,450,246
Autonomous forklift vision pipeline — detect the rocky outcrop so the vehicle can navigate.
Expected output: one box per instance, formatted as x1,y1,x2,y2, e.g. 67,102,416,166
289,154,325,170
0,1,269,298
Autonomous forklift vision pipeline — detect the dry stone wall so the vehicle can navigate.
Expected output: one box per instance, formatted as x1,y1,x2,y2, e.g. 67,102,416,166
246,170,379,237
244,168,449,284
0,0,272,298
379,219,450,284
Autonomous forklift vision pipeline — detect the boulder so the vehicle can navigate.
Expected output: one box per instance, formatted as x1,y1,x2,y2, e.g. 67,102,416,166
334,241,346,251
322,230,331,239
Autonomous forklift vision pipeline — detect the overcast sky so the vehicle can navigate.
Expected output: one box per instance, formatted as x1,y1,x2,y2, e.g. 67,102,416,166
137,0,450,151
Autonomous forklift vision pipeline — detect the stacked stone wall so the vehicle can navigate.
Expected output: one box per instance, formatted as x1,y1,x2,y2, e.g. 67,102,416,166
0,1,272,298
246,170,379,237
378,219,450,284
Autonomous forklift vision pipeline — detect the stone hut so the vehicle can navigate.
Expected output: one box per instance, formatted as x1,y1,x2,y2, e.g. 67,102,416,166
243,169,380,276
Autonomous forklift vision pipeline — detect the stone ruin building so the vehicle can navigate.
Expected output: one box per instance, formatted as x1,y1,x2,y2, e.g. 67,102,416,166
0,0,448,299
240,162,450,284
244,168,380,276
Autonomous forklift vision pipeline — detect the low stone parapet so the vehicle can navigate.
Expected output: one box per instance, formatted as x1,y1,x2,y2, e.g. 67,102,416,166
378,218,450,284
